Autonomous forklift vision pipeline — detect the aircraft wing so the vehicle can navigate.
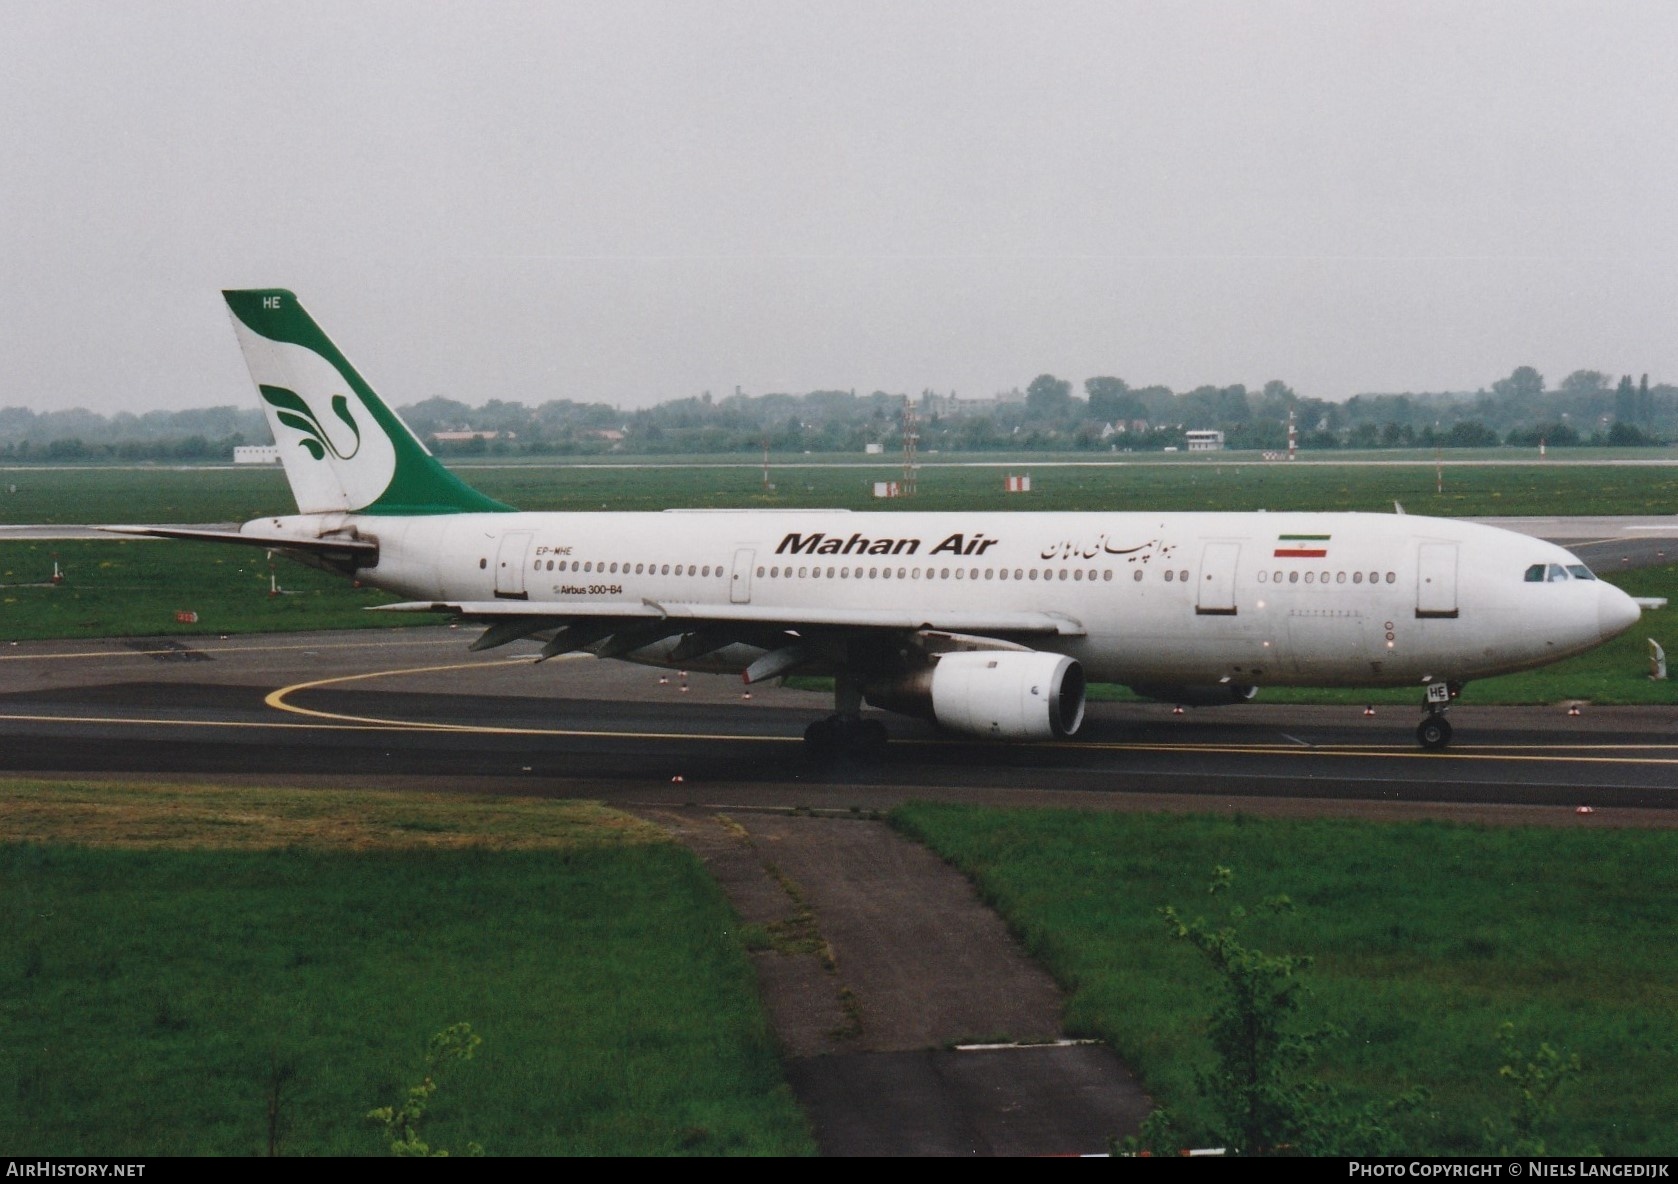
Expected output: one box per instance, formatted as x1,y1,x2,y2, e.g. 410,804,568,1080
371,599,1086,636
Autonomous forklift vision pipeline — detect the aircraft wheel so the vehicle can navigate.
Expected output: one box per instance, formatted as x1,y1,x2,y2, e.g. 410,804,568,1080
1416,716,1453,751
803,717,838,756
803,716,888,760
856,718,889,758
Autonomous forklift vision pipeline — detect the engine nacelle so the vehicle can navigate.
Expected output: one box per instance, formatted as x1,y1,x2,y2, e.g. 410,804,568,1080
867,651,1086,740
1128,682,1258,707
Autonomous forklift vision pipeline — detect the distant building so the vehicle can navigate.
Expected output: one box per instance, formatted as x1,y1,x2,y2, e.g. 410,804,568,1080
431,429,514,443
1185,430,1225,452
233,445,280,464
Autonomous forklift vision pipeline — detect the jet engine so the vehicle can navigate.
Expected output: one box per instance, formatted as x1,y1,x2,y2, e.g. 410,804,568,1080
866,651,1086,740
1127,682,1258,706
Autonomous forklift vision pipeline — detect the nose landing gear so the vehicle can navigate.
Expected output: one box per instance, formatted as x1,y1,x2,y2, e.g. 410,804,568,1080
1416,680,1461,750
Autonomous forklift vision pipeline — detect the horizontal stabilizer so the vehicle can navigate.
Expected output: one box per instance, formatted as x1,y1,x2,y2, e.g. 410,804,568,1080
99,524,377,557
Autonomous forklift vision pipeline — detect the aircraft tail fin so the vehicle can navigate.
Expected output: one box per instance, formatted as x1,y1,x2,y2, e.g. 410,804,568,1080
222,290,511,516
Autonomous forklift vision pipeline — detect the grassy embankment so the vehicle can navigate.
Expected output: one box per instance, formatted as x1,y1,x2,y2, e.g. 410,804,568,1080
895,804,1678,1156
0,781,815,1157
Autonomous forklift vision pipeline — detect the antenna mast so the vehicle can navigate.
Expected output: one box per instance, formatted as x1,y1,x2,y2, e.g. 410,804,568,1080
901,397,919,497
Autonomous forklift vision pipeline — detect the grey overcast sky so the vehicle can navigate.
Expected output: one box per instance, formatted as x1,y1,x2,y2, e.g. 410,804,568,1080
4,1,1677,414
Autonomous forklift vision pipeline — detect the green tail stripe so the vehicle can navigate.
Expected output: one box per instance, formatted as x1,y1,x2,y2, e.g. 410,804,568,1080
227,290,512,515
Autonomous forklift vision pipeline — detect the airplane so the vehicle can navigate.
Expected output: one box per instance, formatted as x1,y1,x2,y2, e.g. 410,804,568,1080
107,290,1643,755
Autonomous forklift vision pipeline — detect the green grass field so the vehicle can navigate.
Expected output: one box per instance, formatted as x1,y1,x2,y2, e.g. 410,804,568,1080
0,783,815,1157
3,452,1677,520
892,805,1678,1156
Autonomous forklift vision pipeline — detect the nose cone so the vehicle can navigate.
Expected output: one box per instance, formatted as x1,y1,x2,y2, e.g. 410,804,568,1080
1598,582,1642,643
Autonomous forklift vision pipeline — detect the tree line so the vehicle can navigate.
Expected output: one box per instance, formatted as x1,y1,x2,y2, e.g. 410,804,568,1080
0,366,1670,461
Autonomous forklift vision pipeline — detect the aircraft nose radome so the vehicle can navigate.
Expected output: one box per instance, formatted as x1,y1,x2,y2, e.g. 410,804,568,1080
1598,583,1642,643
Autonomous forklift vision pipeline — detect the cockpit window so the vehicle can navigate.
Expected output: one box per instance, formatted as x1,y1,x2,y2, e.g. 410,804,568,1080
1525,562,1596,583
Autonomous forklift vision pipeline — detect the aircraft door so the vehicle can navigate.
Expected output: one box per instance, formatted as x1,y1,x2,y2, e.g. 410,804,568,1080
495,531,534,599
1196,542,1240,616
1416,542,1459,618
730,548,755,604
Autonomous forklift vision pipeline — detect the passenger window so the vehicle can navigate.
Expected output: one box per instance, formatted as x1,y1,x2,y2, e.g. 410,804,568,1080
1133,570,1143,582
1353,571,1362,584
1165,570,1175,582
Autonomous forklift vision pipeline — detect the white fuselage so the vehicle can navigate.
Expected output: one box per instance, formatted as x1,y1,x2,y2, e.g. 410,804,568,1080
252,507,1640,690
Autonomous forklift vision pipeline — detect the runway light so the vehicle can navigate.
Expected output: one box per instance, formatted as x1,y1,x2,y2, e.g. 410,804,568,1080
671,775,684,783
658,675,668,684
1363,706,1376,717
1172,705,1185,715
1576,805,1594,815
680,685,689,693
1568,704,1582,716
742,692,752,700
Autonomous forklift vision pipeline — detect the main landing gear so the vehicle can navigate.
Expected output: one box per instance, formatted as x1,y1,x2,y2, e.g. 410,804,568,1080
1416,680,1461,751
803,714,889,759
803,671,889,760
